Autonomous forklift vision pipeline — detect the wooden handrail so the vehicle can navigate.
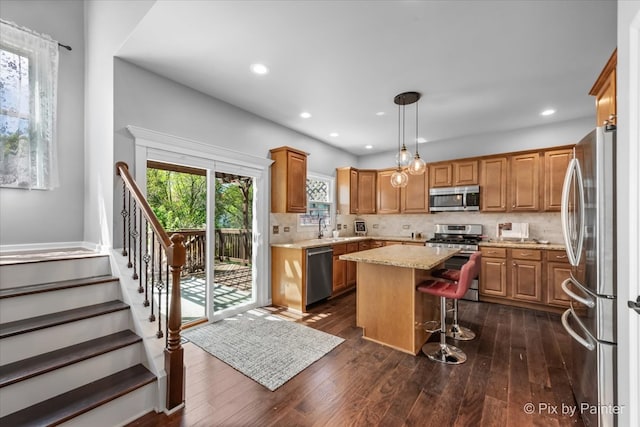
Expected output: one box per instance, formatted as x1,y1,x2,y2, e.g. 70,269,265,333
115,161,185,410
116,162,171,249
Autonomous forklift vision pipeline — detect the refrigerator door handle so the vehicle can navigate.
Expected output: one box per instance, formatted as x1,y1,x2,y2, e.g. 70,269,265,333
561,308,596,351
628,296,640,314
560,158,585,266
561,277,595,308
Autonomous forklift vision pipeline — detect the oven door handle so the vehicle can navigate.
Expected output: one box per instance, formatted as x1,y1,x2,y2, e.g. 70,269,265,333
561,277,595,308
561,308,596,351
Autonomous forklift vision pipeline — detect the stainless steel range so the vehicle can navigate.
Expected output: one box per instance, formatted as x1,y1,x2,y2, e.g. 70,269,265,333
426,224,483,301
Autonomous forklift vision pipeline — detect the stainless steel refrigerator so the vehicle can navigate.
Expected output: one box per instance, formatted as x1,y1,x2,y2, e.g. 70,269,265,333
560,127,617,427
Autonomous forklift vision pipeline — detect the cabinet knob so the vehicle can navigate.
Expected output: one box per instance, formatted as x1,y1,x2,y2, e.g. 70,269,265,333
513,262,517,266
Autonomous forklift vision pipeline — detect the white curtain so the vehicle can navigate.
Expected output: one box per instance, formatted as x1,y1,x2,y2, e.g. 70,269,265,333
0,19,59,190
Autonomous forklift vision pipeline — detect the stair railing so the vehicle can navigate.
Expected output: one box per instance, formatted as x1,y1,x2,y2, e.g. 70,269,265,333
115,161,185,411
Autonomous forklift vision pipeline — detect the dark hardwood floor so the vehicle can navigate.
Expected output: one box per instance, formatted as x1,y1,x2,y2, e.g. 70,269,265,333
129,291,583,427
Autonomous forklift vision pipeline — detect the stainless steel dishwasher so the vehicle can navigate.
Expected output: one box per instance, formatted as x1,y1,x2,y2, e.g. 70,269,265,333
305,246,333,306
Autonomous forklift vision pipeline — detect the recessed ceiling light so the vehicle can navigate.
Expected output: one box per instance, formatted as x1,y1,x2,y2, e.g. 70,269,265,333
300,112,312,119
375,112,385,116
541,108,556,116
417,137,427,143
329,132,339,137
365,144,373,149
250,63,269,75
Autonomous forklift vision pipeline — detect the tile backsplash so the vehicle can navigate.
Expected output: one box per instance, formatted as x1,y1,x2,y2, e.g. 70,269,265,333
270,211,564,244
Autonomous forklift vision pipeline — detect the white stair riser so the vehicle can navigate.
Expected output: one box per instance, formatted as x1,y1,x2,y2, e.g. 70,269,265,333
0,282,121,323
0,311,131,365
0,343,145,417
0,256,111,289
60,382,158,427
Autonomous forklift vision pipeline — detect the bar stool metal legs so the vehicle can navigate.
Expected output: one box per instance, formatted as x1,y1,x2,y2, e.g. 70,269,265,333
446,299,476,341
421,296,467,365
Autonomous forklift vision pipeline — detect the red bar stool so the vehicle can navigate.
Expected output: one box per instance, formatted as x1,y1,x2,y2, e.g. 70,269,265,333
431,251,481,341
416,257,476,364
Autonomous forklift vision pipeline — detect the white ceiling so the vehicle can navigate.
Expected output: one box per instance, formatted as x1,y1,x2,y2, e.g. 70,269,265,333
116,0,617,156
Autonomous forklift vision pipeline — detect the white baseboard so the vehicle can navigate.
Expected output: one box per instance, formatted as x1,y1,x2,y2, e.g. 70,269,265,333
0,241,109,254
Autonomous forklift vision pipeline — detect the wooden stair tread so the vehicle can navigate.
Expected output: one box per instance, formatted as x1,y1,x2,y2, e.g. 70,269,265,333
0,330,141,388
0,301,129,339
0,275,119,299
0,364,156,427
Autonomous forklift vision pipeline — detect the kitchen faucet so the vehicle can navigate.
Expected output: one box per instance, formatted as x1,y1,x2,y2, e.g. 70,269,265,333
318,217,325,238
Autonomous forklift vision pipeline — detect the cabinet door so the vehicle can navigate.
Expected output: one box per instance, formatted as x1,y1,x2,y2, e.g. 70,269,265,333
350,169,359,214
346,243,359,287
401,171,429,213
453,160,478,186
546,261,572,307
332,255,346,293
590,50,617,127
429,163,453,187
357,170,377,214
480,256,508,297
511,259,543,302
543,148,572,211
286,150,308,213
510,153,540,211
480,157,508,211
376,169,401,214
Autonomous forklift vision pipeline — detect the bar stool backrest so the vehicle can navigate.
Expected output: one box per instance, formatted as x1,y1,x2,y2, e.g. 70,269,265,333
450,257,476,299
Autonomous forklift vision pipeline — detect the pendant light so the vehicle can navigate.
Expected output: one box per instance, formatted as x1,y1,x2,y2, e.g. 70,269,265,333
395,93,413,168
407,95,426,175
390,101,408,188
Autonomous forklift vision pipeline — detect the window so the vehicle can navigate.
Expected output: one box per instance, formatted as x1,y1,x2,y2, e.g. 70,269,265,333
0,20,59,189
299,173,334,228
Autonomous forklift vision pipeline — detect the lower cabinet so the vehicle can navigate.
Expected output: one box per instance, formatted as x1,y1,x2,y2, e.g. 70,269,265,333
332,242,360,295
480,246,565,312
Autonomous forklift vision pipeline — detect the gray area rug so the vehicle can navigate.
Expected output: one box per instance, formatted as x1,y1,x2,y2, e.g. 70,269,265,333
183,311,344,391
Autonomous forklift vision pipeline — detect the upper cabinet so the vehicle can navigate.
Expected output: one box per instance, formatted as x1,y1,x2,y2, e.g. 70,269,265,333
480,157,508,211
429,160,478,188
509,152,540,211
270,146,307,213
376,168,429,214
543,148,573,211
589,49,617,128
336,167,376,214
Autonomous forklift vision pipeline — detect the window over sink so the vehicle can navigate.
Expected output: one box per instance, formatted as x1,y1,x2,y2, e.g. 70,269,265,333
298,173,334,229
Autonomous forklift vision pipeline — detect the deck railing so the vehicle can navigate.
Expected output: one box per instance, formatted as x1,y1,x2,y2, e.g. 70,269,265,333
115,162,185,411
171,228,252,274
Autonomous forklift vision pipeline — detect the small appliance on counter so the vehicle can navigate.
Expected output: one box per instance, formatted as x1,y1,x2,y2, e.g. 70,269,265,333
497,222,529,241
425,224,482,301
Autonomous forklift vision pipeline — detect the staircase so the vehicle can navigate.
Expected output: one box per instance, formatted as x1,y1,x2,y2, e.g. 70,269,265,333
0,250,158,426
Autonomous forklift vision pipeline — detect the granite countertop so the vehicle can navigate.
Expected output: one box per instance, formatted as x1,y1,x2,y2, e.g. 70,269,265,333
270,235,427,249
479,240,565,250
339,245,459,270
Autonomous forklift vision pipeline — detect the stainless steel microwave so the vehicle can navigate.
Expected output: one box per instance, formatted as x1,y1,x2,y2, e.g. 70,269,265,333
429,185,480,212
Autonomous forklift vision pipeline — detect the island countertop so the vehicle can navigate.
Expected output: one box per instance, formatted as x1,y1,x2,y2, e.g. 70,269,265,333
339,244,459,270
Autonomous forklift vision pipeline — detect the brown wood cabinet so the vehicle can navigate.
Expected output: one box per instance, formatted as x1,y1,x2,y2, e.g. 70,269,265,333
332,243,347,294
345,242,359,287
429,160,478,188
509,152,540,211
480,157,508,211
376,168,429,214
545,250,572,308
590,49,617,128
479,247,508,297
376,169,401,214
270,146,307,213
543,148,572,211
357,170,377,214
511,249,543,303
336,167,376,214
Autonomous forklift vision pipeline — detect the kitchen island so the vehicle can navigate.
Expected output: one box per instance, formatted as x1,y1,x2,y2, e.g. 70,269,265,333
340,245,459,355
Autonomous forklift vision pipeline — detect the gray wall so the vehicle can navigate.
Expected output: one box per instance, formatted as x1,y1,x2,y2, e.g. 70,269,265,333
112,58,358,248
357,116,594,169
0,0,85,246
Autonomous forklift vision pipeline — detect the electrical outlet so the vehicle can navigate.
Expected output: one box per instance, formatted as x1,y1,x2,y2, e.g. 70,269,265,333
283,226,290,232
402,224,411,229
337,224,342,230
273,225,279,234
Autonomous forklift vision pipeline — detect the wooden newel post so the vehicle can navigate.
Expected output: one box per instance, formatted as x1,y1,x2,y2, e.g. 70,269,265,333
165,233,186,410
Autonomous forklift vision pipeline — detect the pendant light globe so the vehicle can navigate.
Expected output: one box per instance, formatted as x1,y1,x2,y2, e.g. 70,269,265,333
396,146,412,167
407,153,426,175
390,168,409,188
